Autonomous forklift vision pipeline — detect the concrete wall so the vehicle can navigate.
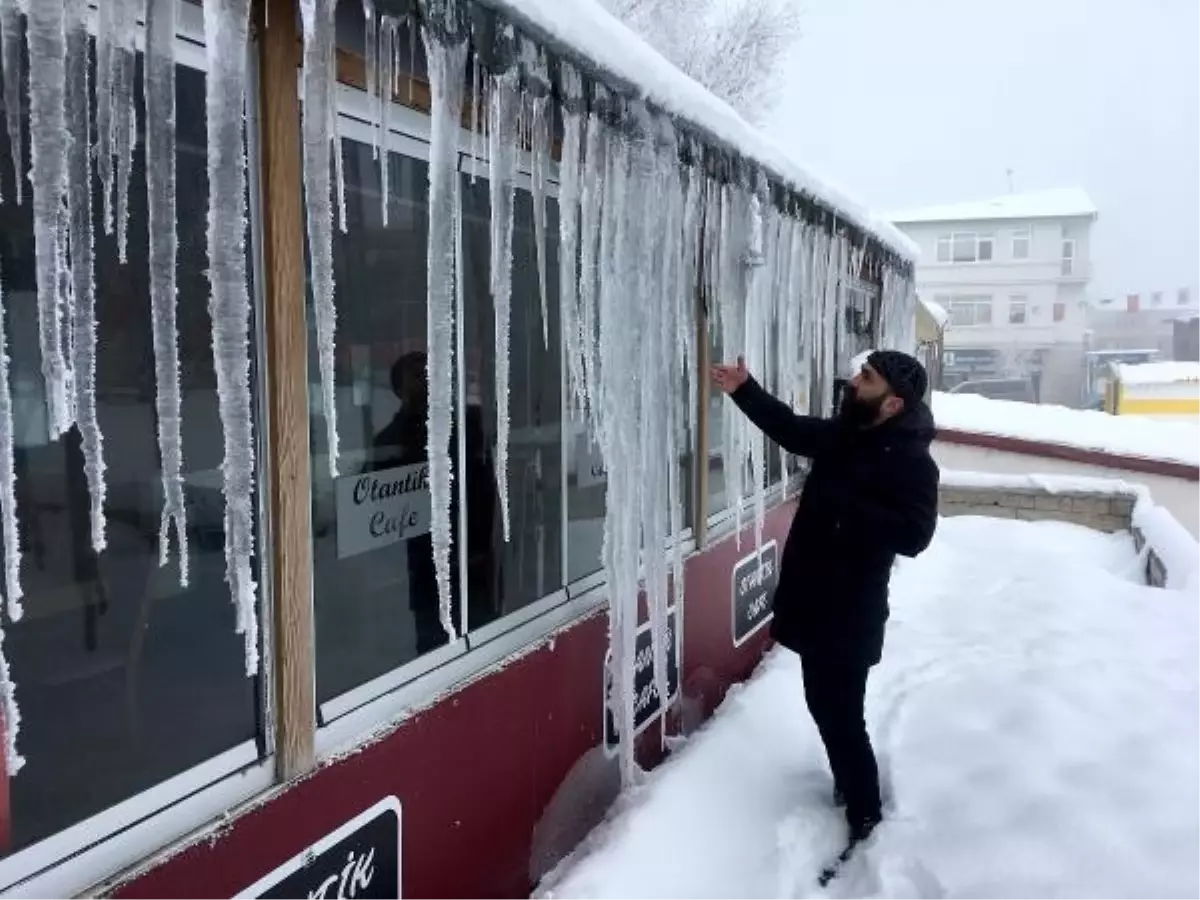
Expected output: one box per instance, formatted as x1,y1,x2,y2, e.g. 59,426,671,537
939,483,1134,533
931,439,1199,538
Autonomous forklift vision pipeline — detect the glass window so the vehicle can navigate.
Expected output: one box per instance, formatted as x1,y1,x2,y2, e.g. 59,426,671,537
0,59,262,854
977,235,993,261
941,294,993,327
1008,296,1028,324
1151,291,1163,307
309,142,452,704
310,138,572,703
706,327,728,515
935,236,951,263
1053,302,1066,322
1060,239,1075,275
460,177,564,618
951,233,976,263
1011,228,1030,259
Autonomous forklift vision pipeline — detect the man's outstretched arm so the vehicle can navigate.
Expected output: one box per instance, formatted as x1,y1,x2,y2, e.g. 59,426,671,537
712,357,834,460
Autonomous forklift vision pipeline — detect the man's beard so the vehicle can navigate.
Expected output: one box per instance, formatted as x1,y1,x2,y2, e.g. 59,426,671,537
839,384,885,427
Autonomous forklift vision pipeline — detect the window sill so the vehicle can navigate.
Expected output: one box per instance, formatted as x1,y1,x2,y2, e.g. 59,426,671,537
2,742,269,899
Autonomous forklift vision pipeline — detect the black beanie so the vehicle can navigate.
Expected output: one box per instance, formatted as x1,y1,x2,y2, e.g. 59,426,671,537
866,349,928,405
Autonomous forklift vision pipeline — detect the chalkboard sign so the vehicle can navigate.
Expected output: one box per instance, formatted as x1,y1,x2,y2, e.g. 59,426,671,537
603,607,680,753
732,540,778,647
238,797,401,899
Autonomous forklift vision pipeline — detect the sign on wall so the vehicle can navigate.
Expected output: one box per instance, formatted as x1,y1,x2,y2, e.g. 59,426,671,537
336,463,431,559
603,607,680,753
731,540,779,647
237,797,402,899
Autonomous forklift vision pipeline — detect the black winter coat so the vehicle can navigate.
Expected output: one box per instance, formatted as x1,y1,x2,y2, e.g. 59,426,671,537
731,377,940,667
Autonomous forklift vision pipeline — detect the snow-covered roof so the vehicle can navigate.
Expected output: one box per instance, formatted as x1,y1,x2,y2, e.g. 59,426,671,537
1112,361,1200,386
933,391,1200,467
885,188,1097,225
919,296,949,329
483,0,918,262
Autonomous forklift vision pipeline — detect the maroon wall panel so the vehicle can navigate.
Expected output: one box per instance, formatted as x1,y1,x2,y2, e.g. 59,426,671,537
114,503,797,899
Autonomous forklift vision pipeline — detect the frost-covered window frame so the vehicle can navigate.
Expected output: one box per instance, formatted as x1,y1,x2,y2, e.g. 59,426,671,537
0,3,277,896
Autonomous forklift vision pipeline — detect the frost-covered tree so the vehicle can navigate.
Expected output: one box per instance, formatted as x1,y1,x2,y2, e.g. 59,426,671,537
601,0,800,124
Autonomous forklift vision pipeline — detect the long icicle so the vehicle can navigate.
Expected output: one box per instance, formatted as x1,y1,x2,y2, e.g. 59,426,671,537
0,261,23,776
204,0,259,675
0,0,23,205
488,28,519,543
66,0,105,553
301,0,341,477
420,0,467,641
112,0,138,263
27,0,71,439
145,0,185,578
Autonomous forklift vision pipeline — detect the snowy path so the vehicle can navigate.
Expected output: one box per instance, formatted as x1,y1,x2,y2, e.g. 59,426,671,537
539,516,1199,899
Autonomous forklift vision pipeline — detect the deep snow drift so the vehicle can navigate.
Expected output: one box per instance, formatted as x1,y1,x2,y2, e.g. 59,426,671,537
539,515,1199,899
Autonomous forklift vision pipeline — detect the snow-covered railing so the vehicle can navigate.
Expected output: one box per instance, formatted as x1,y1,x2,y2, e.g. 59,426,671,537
939,471,1199,593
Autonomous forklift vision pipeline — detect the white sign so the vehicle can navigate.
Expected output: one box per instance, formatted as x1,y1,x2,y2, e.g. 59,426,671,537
336,463,432,560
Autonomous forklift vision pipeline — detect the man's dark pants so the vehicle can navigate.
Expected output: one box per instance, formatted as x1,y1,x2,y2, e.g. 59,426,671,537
800,654,881,826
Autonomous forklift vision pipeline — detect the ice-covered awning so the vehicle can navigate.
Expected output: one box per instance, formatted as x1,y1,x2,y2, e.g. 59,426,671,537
378,0,917,266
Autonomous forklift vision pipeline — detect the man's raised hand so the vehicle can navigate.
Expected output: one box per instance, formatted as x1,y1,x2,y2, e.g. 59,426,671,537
711,356,750,395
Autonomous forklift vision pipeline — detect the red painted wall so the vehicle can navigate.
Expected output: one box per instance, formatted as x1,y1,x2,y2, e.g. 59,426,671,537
112,501,796,899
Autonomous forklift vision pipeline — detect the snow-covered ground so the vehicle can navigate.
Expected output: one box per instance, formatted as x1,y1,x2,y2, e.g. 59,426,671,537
539,515,1200,899
933,391,1200,466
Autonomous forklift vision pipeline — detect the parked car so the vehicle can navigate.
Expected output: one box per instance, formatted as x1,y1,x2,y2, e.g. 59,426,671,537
947,378,1037,403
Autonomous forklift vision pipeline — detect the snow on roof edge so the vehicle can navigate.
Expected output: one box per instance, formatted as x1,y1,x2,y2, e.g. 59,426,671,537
1112,360,1200,385
919,296,948,329
885,188,1097,226
481,0,918,263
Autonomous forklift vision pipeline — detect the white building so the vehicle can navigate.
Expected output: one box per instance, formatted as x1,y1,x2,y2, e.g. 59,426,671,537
886,188,1097,406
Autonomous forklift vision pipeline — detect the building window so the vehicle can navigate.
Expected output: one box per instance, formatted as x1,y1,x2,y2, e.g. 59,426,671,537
0,60,264,859
938,294,993,327
1127,294,1140,312
1061,239,1075,276
1151,291,1163,307
1178,288,1191,306
1011,228,1030,260
936,232,994,264
1053,302,1066,322
1008,296,1028,324
308,138,575,704
1099,297,1114,306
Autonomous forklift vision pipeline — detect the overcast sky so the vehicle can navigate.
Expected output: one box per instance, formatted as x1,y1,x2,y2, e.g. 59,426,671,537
767,0,1199,303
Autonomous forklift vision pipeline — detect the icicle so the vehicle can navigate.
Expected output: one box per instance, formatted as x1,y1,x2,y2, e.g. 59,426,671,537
406,16,416,104
204,0,259,675
556,63,584,418
524,43,551,349
27,0,70,438
330,30,347,235
302,0,341,477
95,0,116,234
420,2,467,641
0,0,23,205
487,31,519,543
378,16,397,226
144,0,185,577
577,85,607,437
0,264,20,622
363,0,377,159
112,0,139,262
66,0,105,553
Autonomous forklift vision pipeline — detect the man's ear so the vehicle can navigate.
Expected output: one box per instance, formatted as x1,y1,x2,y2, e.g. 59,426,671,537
883,395,905,418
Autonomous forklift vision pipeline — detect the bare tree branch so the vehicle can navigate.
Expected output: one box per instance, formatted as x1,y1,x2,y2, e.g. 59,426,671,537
601,0,801,125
